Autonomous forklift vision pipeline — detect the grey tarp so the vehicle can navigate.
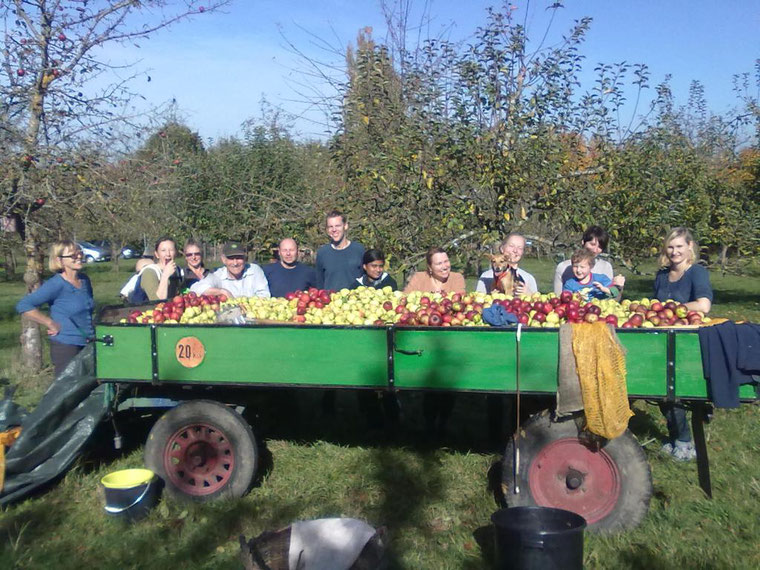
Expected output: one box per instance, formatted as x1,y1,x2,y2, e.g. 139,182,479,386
0,344,112,505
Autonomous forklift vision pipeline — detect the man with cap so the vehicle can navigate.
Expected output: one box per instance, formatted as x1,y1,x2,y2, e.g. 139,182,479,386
191,241,270,299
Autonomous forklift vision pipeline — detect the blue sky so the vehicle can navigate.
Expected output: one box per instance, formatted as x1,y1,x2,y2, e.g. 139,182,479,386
110,0,760,142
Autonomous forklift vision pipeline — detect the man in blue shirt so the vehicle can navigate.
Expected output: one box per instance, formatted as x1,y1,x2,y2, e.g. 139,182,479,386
315,210,364,291
263,238,317,298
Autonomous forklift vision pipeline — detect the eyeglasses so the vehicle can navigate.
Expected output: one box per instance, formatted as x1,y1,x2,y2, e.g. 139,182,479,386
185,252,201,258
60,252,83,259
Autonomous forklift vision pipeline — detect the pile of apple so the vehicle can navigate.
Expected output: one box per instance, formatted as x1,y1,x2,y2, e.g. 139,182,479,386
489,291,708,328
394,291,484,326
121,287,710,330
230,287,489,326
123,292,227,324
624,299,707,328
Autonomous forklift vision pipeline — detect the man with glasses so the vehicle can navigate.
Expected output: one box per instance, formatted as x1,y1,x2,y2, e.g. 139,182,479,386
191,241,270,299
263,238,317,298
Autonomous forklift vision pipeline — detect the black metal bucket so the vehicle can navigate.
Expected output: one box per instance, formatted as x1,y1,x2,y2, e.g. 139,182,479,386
491,506,586,570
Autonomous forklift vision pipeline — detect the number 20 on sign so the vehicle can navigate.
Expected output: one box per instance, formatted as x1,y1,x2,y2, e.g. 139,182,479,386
176,336,205,368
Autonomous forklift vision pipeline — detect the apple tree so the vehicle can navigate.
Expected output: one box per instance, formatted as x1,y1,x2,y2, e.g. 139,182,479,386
0,0,228,370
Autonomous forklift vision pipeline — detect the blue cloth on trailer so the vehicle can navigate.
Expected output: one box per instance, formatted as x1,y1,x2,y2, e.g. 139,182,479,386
482,305,518,327
698,321,760,408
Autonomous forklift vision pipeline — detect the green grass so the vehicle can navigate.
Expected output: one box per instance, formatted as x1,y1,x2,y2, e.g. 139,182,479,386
1,258,759,569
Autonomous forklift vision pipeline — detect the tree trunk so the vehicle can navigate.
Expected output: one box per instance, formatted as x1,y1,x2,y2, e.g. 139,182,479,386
719,243,728,271
20,230,44,371
2,245,16,280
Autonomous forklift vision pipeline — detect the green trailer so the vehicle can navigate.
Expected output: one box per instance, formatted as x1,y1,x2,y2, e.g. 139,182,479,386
94,309,757,531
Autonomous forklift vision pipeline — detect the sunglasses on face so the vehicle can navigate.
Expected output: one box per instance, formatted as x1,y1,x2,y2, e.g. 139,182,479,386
185,252,201,258
60,252,83,259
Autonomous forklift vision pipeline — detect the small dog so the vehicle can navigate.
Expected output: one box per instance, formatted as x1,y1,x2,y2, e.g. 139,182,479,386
490,253,518,295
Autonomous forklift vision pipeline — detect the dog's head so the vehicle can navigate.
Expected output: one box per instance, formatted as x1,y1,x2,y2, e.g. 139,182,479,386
490,253,511,274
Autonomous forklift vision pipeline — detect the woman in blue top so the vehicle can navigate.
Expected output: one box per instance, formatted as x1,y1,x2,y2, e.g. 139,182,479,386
16,240,95,377
654,227,713,461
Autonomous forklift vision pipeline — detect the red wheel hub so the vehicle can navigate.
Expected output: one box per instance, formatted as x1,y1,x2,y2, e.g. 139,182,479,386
163,423,235,496
528,437,621,524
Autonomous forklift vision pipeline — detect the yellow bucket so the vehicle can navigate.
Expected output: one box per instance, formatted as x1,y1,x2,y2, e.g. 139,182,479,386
101,469,159,521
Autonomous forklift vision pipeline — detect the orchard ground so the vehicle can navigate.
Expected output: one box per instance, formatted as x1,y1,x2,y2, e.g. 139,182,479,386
0,257,759,569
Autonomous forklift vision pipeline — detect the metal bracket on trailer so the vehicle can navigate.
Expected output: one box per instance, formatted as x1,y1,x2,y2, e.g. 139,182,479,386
150,325,159,385
666,330,676,401
690,401,713,499
385,326,396,390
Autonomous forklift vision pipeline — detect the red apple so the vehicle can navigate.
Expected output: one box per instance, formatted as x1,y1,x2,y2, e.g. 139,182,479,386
560,291,573,304
688,314,703,325
383,301,393,311
605,314,619,327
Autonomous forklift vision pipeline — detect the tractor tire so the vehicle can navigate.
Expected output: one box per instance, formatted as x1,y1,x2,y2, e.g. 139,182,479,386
144,400,257,502
502,411,652,532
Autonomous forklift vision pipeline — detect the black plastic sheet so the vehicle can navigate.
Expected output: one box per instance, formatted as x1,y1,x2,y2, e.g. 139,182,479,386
1,344,112,505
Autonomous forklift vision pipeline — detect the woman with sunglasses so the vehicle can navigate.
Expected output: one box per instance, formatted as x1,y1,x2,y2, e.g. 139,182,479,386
16,240,95,377
182,239,208,289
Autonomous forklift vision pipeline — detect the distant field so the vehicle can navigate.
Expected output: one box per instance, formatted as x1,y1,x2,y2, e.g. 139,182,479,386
0,256,758,569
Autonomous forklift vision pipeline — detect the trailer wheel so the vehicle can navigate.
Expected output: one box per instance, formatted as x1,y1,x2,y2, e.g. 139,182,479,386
144,400,257,501
501,411,652,532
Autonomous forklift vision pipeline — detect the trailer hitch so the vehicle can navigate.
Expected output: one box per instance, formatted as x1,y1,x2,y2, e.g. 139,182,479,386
92,334,114,346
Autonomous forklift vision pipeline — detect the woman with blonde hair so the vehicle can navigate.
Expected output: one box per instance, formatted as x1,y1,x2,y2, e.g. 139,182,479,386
654,227,712,313
16,240,94,377
653,227,713,461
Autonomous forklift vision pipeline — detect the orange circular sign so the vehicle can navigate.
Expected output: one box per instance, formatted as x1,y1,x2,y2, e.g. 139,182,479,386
175,336,205,368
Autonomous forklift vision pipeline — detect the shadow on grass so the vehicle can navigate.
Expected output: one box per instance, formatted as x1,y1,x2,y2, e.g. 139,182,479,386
712,287,760,307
